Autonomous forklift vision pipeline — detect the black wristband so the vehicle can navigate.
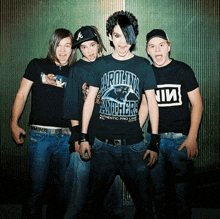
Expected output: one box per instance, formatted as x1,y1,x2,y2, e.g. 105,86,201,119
68,125,81,143
147,134,160,153
69,125,80,134
68,125,81,153
80,133,89,143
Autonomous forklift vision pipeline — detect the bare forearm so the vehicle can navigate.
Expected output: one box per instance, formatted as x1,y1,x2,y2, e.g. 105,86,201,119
188,103,203,140
187,88,203,140
148,102,159,134
145,89,159,134
71,120,79,127
138,94,148,128
11,94,26,125
82,99,95,134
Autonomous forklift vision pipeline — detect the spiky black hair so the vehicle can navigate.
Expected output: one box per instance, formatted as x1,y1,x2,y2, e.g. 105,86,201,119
106,10,139,44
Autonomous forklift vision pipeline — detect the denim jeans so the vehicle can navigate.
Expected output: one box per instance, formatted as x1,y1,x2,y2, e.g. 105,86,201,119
24,129,70,219
78,138,154,219
64,152,123,219
146,133,194,219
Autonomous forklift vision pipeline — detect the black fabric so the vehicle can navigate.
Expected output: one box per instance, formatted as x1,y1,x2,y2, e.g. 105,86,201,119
68,125,81,153
146,29,168,43
73,26,98,47
86,54,157,140
147,134,160,153
148,59,199,134
23,58,70,127
63,59,100,142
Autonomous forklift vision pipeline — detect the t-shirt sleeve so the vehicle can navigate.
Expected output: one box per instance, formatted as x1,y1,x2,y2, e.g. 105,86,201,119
86,61,101,88
182,64,199,92
142,61,157,91
63,66,81,120
23,59,40,82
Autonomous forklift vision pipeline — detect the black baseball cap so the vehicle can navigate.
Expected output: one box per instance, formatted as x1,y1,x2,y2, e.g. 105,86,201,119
73,26,98,48
146,29,169,43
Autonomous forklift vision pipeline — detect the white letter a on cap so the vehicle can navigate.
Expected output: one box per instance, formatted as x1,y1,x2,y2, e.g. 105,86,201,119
77,32,83,41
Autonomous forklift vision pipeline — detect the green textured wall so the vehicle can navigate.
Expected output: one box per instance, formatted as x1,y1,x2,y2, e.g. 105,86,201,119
1,0,219,178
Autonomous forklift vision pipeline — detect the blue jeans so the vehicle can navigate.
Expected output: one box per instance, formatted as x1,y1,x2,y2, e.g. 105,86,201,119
64,152,123,219
25,129,70,219
146,133,194,219
78,138,154,219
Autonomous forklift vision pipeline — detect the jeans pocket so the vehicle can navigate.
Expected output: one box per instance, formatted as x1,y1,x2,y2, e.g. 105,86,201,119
92,138,104,150
128,141,146,152
29,131,46,143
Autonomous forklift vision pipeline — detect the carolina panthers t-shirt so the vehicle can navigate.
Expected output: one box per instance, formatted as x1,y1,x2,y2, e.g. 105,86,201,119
87,54,157,139
147,59,199,134
23,58,70,127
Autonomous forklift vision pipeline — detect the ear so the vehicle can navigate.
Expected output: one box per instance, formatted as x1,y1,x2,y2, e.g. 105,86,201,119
146,45,150,55
108,33,113,41
168,43,171,52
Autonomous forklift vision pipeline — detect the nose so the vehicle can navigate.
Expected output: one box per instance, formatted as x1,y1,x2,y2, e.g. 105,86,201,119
88,46,93,53
155,45,160,52
120,35,126,44
60,46,65,52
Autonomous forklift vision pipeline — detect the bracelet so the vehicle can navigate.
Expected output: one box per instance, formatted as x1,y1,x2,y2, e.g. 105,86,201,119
80,133,89,143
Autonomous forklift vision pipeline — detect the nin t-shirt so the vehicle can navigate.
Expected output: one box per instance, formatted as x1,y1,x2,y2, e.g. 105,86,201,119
23,58,70,127
87,54,157,139
148,59,199,134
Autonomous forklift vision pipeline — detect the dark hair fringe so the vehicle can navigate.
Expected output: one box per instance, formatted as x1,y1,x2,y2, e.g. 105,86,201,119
106,10,139,37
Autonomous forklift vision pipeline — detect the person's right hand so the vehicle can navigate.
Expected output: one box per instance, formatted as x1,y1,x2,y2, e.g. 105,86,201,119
80,141,91,160
10,122,26,145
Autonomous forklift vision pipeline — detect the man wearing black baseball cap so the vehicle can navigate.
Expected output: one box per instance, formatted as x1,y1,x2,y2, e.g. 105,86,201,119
146,29,203,219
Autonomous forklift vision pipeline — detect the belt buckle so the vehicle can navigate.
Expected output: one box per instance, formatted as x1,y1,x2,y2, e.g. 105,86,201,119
114,139,121,146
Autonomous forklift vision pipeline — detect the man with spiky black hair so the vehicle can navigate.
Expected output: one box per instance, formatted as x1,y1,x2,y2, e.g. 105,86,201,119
63,25,123,219
78,11,160,219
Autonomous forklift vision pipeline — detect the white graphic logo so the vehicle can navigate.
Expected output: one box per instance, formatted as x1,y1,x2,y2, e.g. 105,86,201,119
77,32,83,41
156,84,182,107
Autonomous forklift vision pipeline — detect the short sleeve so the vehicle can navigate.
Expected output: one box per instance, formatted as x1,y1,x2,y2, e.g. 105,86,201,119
142,60,157,91
23,59,40,82
63,66,81,120
182,64,199,92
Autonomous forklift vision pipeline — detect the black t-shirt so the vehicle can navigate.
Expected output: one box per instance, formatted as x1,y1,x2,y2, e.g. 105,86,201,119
23,58,70,127
87,54,157,139
63,59,100,139
148,59,199,134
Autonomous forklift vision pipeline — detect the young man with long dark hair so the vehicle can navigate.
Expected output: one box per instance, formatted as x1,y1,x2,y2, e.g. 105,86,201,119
10,28,76,219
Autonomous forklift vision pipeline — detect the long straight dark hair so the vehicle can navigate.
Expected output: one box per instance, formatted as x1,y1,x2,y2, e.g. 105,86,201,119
46,28,76,67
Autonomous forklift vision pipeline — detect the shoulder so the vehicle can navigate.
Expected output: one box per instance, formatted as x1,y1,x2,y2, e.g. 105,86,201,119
94,55,112,64
172,59,194,72
133,55,151,64
26,58,42,66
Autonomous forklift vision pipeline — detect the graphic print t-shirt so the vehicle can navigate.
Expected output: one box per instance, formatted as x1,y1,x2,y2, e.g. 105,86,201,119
87,55,157,139
148,59,199,134
23,58,70,127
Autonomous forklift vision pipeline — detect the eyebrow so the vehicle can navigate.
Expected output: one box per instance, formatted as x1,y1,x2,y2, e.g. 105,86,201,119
112,31,120,35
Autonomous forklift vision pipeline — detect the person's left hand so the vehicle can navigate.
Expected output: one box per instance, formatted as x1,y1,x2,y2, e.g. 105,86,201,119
178,138,199,159
143,150,158,166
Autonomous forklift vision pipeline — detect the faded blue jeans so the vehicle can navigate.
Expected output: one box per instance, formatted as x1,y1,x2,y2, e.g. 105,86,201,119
25,129,70,219
78,138,154,219
146,132,194,219
64,152,123,219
